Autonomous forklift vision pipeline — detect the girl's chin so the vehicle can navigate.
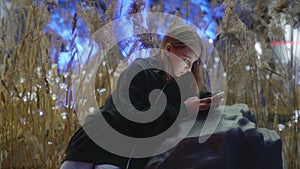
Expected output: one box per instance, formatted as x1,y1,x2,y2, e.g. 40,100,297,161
175,72,185,77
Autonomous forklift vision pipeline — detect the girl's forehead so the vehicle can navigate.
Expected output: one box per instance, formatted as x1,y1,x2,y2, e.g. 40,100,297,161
185,47,200,60
176,47,199,61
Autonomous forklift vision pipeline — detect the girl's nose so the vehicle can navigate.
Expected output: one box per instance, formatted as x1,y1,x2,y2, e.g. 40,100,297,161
186,64,192,72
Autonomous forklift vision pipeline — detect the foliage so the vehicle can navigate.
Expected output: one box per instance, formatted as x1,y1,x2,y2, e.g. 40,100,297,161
0,0,299,168
216,0,300,168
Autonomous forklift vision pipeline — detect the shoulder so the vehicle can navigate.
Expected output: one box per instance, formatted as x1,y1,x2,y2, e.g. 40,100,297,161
118,58,160,81
125,57,160,74
130,57,157,68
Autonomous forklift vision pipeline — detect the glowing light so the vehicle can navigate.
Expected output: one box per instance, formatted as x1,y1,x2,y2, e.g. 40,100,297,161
52,94,57,101
19,77,25,84
36,67,42,77
20,118,27,125
89,107,96,113
30,92,37,101
214,57,220,63
60,83,68,91
55,77,60,83
51,63,58,69
254,42,262,56
39,110,44,116
63,72,70,78
46,0,222,66
22,96,28,102
61,112,68,120
245,65,251,71
97,88,107,94
277,124,285,131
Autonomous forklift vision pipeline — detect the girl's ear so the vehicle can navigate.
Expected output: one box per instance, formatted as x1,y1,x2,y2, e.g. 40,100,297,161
165,43,172,51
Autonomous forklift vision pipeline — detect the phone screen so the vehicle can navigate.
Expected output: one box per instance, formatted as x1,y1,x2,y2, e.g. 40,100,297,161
212,91,224,97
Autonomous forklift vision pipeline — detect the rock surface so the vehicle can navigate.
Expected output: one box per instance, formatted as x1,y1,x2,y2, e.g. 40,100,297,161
145,103,283,169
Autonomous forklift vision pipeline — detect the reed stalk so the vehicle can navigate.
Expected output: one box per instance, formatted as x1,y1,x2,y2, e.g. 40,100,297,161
0,0,299,168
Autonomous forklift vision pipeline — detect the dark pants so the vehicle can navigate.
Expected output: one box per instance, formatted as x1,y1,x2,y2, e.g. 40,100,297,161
60,161,121,169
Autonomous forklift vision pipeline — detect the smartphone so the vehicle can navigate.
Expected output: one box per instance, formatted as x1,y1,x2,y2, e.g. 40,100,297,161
199,91,224,99
211,91,224,97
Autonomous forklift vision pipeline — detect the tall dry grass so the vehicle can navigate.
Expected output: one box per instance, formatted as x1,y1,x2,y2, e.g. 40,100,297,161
0,0,299,168
0,1,79,168
216,0,300,168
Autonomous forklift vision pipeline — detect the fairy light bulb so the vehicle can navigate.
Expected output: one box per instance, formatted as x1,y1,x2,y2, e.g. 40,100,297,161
97,88,107,94
19,77,25,84
52,94,57,101
60,83,68,91
245,65,251,71
22,96,28,102
39,110,44,116
89,107,95,113
61,112,68,120
277,124,285,131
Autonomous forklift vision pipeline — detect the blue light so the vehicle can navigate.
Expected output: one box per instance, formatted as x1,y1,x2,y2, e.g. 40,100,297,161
46,0,223,66
119,0,132,17
58,52,71,68
45,0,89,69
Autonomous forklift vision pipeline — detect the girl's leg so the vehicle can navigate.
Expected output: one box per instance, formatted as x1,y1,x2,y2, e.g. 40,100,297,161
94,164,121,169
60,161,93,169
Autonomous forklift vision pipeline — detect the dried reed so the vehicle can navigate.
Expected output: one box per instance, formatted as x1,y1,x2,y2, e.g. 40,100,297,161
0,0,299,168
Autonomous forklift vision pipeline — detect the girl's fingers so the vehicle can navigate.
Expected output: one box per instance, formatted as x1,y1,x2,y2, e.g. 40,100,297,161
199,103,210,111
199,97,212,104
198,95,223,111
200,95,223,104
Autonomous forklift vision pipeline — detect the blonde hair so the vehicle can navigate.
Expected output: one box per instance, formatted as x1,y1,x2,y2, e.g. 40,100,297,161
161,25,204,57
156,25,206,94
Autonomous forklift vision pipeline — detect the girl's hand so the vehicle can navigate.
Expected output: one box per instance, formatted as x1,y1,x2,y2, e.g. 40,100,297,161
184,96,201,114
199,93,223,111
198,97,212,111
184,94,223,114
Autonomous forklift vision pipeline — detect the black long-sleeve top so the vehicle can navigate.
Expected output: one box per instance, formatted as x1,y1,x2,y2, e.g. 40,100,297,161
63,57,198,168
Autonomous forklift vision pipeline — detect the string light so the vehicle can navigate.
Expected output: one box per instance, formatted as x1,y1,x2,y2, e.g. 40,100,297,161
61,112,68,120
39,110,44,116
277,124,285,131
245,65,251,71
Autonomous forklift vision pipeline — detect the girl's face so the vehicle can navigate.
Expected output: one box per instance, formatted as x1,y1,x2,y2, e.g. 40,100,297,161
165,43,199,77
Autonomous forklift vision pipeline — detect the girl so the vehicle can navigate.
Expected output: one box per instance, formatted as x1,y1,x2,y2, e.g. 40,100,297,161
61,25,216,169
